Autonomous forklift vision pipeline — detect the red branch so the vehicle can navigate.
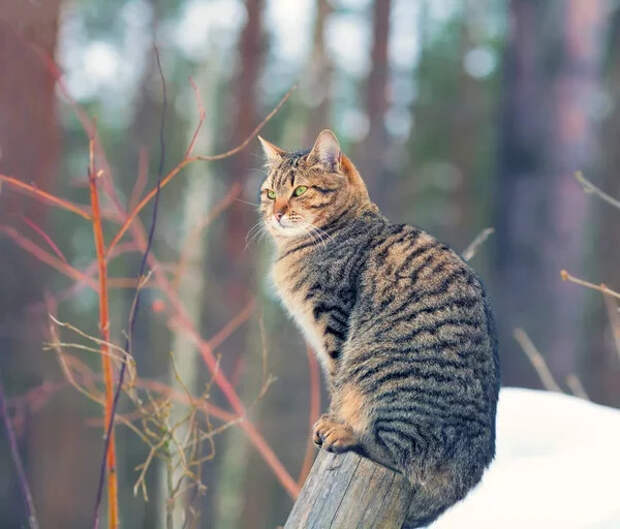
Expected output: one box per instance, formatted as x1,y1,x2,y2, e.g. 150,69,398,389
0,173,91,219
206,298,256,351
105,84,296,257
21,216,69,264
298,345,321,485
0,225,98,289
88,138,119,529
2,49,301,500
128,147,150,211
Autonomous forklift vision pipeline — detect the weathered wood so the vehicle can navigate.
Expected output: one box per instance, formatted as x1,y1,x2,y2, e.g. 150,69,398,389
284,450,413,529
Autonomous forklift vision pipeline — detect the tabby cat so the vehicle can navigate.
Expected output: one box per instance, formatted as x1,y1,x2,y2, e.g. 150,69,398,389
258,130,499,528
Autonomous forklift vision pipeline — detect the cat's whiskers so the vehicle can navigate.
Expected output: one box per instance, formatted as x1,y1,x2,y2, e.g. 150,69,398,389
245,221,263,242
244,227,269,251
292,221,312,242
302,223,321,246
234,197,260,207
303,221,333,247
297,223,321,247
245,221,269,250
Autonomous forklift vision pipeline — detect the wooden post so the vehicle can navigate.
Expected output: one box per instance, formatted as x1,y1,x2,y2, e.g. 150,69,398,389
284,450,413,529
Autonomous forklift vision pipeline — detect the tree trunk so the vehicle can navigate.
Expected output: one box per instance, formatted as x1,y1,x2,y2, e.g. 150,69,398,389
156,58,219,528
495,0,607,387
284,450,412,529
360,0,392,205
0,4,62,527
590,4,620,407
304,0,333,145
214,2,265,528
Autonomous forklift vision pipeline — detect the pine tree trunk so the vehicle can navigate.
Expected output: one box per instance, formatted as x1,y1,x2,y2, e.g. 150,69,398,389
361,0,392,204
0,4,62,527
214,2,265,528
156,59,219,528
304,0,333,145
496,0,607,386
590,5,620,407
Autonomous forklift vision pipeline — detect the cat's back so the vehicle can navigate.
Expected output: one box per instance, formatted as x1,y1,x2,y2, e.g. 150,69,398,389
345,222,499,509
355,221,493,346
349,220,499,438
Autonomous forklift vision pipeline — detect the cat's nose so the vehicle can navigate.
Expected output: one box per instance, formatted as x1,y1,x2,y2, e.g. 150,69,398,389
274,203,287,223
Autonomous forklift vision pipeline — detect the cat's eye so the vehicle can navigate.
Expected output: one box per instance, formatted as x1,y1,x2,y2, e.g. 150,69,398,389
266,190,276,200
294,185,308,197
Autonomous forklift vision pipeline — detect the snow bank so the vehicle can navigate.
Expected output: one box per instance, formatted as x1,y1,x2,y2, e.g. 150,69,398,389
430,387,620,529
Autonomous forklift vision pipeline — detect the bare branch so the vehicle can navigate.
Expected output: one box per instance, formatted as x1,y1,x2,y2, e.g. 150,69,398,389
574,171,620,211
566,374,589,400
560,270,620,301
0,368,40,529
462,227,494,262
513,328,563,393
106,84,297,257
602,291,620,362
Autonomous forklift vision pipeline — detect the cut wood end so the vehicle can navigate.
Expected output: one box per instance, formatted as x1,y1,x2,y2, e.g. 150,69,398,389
284,450,413,529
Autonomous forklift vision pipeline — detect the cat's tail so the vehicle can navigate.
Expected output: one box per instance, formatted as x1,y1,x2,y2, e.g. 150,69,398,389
403,478,467,529
402,487,455,529
400,461,484,528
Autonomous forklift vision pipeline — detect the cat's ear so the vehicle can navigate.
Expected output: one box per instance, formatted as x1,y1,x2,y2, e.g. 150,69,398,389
310,129,341,171
258,136,285,164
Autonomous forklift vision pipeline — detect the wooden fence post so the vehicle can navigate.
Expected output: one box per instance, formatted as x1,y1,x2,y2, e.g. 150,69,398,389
284,450,413,529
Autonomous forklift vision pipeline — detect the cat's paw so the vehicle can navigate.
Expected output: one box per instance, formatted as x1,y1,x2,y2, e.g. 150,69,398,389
313,414,358,453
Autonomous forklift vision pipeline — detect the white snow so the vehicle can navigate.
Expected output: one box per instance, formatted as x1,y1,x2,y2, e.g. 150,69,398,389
430,387,620,529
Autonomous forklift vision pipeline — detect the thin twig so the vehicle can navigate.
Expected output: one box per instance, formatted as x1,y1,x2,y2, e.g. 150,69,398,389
137,379,234,423
462,227,494,262
106,84,297,256
184,77,206,159
173,182,242,289
206,298,256,351
0,225,99,289
128,147,150,211
513,328,563,393
22,215,69,264
159,275,299,496
574,171,620,211
566,374,589,400
32,44,129,223
0,173,92,219
0,367,40,529
560,270,620,301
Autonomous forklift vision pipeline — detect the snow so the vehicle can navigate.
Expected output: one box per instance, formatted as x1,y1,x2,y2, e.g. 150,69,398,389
430,387,620,529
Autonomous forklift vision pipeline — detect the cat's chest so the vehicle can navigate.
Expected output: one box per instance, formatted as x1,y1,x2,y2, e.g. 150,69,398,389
272,261,326,351
271,257,342,373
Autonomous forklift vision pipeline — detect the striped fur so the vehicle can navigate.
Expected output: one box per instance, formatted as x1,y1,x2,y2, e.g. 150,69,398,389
259,130,499,527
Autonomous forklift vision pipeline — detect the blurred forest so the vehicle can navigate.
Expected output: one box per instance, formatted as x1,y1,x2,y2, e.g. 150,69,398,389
1,0,620,528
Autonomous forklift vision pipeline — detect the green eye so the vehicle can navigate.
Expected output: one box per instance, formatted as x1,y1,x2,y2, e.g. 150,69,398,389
267,190,276,200
294,185,308,197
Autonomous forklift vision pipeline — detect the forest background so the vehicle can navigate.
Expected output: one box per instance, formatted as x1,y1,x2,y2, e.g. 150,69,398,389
1,0,619,528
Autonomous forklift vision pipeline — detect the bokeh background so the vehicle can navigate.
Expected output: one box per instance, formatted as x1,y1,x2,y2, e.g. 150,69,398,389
1,0,620,528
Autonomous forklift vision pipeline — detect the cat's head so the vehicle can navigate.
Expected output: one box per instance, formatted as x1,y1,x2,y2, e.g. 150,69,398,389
257,129,370,243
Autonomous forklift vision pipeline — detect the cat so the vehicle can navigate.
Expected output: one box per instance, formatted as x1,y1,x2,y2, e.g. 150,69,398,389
258,129,499,528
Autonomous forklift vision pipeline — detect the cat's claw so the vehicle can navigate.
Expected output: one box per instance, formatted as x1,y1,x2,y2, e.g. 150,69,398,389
313,414,358,453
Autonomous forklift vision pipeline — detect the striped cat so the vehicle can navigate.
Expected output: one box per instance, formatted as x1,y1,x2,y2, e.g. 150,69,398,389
258,130,499,528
